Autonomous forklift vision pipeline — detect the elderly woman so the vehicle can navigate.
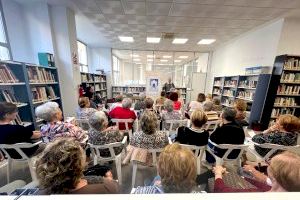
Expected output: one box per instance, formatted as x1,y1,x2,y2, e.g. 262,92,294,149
36,138,119,194
134,92,146,111
133,143,197,193
88,111,124,157
76,97,97,119
109,98,136,130
35,102,88,145
212,97,222,112
252,114,300,157
109,95,123,112
188,93,206,112
0,102,41,158
162,99,183,131
213,151,300,192
123,110,169,164
175,109,209,146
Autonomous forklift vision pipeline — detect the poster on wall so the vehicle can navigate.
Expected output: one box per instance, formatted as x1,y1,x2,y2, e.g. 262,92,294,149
146,76,160,97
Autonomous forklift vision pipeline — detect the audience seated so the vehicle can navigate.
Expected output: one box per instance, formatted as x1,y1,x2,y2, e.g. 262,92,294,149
88,111,124,157
0,102,42,158
169,92,181,111
207,107,245,163
84,86,97,109
123,110,168,165
175,109,209,146
134,93,146,111
203,101,213,112
188,93,206,112
206,93,213,102
109,98,136,130
35,102,88,145
175,89,185,106
234,99,248,126
252,114,300,157
36,138,119,194
133,143,197,193
144,97,161,120
162,99,183,131
155,91,166,106
76,97,97,119
212,97,222,112
109,95,123,112
213,151,300,192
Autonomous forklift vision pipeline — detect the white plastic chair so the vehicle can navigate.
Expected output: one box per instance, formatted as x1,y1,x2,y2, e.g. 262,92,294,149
179,144,206,175
163,119,188,136
131,148,163,188
204,120,219,133
111,118,134,140
0,141,42,183
88,136,127,185
75,118,90,131
207,139,249,167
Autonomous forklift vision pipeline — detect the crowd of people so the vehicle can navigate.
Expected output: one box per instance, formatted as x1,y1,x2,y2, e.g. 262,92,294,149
0,88,300,194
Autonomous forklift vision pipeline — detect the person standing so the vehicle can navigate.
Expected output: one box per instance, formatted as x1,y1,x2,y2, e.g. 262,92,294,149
162,77,175,93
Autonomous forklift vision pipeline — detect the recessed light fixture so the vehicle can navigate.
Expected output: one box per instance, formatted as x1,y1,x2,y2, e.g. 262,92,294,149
172,38,188,44
147,59,153,62
118,36,134,42
160,59,168,62
163,55,172,58
179,56,188,59
147,37,161,43
198,39,216,45
147,55,155,58
133,58,141,62
131,54,139,57
174,60,181,63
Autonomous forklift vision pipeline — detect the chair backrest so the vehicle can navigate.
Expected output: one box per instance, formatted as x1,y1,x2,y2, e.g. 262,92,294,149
111,118,134,131
179,144,206,158
88,136,127,161
0,141,42,160
75,118,90,131
163,119,188,132
147,148,164,165
207,139,249,161
204,120,219,133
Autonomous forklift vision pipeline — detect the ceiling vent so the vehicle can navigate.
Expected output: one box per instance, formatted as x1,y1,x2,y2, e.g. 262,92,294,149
161,32,175,40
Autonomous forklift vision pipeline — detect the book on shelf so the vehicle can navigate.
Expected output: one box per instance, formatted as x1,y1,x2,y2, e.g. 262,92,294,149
222,98,234,106
237,91,255,100
274,97,297,107
271,108,295,118
11,113,23,125
0,64,19,83
277,85,300,95
223,89,235,97
0,89,19,104
213,80,222,86
238,80,257,88
32,86,56,102
224,80,237,87
283,58,300,70
27,66,55,83
280,72,300,83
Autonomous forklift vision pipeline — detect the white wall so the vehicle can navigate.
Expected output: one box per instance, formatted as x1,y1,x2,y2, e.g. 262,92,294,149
206,19,284,93
88,47,112,73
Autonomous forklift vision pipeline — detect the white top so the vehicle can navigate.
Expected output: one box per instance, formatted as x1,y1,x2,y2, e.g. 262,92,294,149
109,102,122,112
189,101,203,111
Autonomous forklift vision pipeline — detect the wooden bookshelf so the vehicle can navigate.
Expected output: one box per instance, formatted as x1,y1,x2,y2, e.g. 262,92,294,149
80,72,107,100
176,87,187,103
112,86,146,103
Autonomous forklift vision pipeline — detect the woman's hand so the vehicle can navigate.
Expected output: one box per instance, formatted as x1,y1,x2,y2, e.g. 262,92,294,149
213,165,227,179
243,164,267,183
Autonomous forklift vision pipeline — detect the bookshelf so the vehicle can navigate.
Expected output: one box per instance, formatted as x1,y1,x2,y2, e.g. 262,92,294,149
38,52,55,68
112,86,146,102
176,87,187,103
80,72,107,100
0,59,63,130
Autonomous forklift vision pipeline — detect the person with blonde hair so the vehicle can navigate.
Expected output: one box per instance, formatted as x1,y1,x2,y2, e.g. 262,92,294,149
213,151,300,192
188,93,206,112
133,143,197,193
175,109,209,146
252,114,300,157
234,99,247,121
36,138,119,194
76,97,97,119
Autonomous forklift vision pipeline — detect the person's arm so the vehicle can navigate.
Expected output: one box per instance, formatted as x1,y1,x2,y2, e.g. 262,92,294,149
31,130,41,139
243,165,268,183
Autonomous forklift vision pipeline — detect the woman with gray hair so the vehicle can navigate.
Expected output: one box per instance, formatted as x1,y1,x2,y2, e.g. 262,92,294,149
162,99,183,130
36,102,88,145
88,111,124,157
134,92,146,111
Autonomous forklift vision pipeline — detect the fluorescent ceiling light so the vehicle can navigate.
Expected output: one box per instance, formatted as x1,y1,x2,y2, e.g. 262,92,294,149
131,54,139,57
147,37,161,43
147,55,155,58
147,59,153,62
198,39,216,45
163,55,172,58
179,56,188,59
172,38,188,44
160,59,168,62
118,36,134,42
174,60,181,63
133,58,140,61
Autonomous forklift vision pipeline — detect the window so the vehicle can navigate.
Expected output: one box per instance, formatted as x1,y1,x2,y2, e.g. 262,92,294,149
77,40,88,73
0,2,11,60
112,55,120,85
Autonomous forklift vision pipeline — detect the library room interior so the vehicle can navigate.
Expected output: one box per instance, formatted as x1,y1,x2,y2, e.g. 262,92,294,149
0,0,300,199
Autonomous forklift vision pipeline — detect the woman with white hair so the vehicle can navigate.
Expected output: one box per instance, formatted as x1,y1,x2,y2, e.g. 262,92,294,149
35,102,88,145
88,111,124,157
162,99,183,130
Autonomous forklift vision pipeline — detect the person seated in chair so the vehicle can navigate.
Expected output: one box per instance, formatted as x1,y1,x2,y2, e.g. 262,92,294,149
234,99,249,127
76,97,97,119
206,107,245,164
162,99,183,131
0,102,41,159
36,138,119,194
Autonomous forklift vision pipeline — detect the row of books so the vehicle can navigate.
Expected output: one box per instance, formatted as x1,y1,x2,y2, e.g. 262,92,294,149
32,86,56,102
27,66,56,83
280,72,300,83
223,89,235,97
0,65,19,83
0,89,20,104
95,84,107,91
94,76,106,82
213,80,222,86
213,88,221,95
237,91,255,100
224,80,237,87
271,108,296,118
284,58,300,70
112,87,146,93
238,80,257,88
277,85,300,95
274,97,297,106
222,98,234,107
81,74,94,82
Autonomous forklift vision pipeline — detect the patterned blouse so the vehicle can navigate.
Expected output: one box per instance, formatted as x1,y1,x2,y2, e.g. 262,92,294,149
76,107,97,119
252,130,297,157
40,121,88,145
130,131,169,149
162,111,183,131
88,128,124,157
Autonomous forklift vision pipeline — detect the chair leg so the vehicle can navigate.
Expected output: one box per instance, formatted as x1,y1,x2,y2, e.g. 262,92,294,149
7,159,11,184
115,156,122,185
197,157,201,175
28,159,37,182
93,156,97,166
132,162,137,188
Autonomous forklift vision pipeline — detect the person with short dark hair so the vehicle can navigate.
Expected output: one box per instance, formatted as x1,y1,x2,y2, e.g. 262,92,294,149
188,93,206,112
169,92,181,111
206,107,245,163
0,102,41,158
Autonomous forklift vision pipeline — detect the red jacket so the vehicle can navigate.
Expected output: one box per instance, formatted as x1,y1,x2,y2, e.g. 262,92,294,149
173,101,181,110
109,107,136,130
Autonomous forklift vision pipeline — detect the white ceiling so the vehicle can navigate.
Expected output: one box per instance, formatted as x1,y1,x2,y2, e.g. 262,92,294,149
15,0,300,51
